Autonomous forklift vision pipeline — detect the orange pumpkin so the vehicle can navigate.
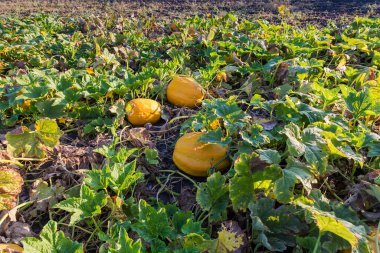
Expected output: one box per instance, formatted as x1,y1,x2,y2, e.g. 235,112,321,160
173,132,230,177
167,76,204,108
126,98,161,126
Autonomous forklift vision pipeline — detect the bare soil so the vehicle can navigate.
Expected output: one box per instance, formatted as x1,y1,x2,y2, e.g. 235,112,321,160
0,0,379,25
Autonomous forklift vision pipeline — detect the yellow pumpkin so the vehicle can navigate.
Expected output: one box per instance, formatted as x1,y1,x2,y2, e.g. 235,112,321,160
173,132,230,177
126,98,161,126
167,76,204,108
0,243,23,252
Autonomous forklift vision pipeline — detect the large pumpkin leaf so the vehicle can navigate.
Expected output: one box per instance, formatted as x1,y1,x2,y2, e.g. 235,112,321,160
6,119,63,158
281,123,328,175
0,167,23,210
22,221,83,253
196,172,229,222
53,184,107,225
229,153,282,211
108,228,142,253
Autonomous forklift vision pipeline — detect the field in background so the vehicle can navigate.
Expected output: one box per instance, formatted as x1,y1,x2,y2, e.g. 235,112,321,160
1,1,380,253
1,0,380,25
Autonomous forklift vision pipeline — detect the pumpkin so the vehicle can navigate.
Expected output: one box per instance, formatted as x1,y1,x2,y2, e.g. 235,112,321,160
167,76,204,108
173,132,230,177
126,98,161,126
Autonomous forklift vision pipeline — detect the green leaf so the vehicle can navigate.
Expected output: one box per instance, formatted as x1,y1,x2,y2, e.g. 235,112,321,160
273,170,296,203
284,157,313,193
109,161,144,193
367,142,380,157
182,233,214,252
35,99,66,118
365,184,380,202
22,221,83,253
240,124,270,148
229,153,282,211
199,128,231,147
297,103,326,123
203,98,247,134
257,149,281,165
301,127,328,175
131,200,172,242
196,172,229,222
181,219,203,235
281,123,305,157
281,124,328,175
249,198,305,251
342,87,373,120
54,184,107,225
109,99,126,124
84,169,109,191
229,154,255,211
0,168,23,210
108,228,142,253
6,119,63,158
172,211,193,233
19,86,49,99
144,148,160,165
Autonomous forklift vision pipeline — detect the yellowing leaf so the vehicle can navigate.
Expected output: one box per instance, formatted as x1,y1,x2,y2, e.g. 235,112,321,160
6,119,63,159
0,243,23,252
0,168,23,211
216,224,244,252
207,26,216,41
314,213,358,247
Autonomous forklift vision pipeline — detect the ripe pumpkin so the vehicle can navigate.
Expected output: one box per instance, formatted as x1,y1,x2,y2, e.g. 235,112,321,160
126,98,161,126
167,76,204,108
173,132,230,177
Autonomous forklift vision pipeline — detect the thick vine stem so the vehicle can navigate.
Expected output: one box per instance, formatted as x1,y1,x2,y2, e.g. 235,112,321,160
159,169,200,189
0,159,24,168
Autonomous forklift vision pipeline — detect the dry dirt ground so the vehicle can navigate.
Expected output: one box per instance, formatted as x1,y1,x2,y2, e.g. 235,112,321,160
0,0,379,25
